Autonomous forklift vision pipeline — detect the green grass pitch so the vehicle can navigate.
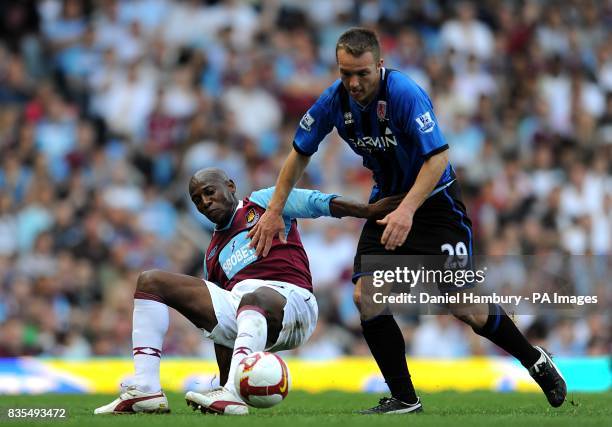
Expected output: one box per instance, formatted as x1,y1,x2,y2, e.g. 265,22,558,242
1,391,610,427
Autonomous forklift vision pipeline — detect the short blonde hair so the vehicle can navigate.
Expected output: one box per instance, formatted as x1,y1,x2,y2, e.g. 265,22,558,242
336,27,381,62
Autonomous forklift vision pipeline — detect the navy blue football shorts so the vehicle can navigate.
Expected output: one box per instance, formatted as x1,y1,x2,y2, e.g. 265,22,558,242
353,181,475,293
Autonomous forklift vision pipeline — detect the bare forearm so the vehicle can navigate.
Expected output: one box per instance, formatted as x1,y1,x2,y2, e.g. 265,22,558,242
330,193,407,220
329,197,369,218
268,149,311,214
399,150,449,214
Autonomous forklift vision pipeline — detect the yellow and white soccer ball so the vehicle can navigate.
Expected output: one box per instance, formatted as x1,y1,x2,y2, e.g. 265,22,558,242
234,351,291,408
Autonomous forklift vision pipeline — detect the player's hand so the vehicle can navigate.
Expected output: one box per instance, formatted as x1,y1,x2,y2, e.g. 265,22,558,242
248,210,286,257
377,206,414,250
367,193,407,220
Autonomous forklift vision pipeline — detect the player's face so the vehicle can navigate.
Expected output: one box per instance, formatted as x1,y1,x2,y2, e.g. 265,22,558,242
190,179,236,225
337,49,383,105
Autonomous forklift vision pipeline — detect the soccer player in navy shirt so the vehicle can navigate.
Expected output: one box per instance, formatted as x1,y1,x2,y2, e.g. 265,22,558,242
249,28,566,413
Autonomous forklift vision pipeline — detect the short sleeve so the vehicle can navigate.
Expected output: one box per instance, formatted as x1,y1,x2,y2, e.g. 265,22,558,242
293,86,336,156
249,187,338,219
391,75,448,159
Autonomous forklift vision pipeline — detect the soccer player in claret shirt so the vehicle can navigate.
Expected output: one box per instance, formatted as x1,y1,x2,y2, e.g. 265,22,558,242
249,28,567,414
94,167,402,415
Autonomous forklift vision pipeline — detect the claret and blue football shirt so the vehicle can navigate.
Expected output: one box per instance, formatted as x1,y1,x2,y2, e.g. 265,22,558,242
204,187,338,291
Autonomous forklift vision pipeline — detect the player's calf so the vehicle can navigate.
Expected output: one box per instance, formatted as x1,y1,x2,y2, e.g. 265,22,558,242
221,288,286,396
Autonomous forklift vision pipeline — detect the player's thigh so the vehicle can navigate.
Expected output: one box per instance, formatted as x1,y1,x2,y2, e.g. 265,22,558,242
352,220,391,315
263,283,318,352
354,275,393,320
352,220,388,283
409,182,473,255
136,269,217,331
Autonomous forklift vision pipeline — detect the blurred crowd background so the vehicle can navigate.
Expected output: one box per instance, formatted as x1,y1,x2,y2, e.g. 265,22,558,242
0,0,610,360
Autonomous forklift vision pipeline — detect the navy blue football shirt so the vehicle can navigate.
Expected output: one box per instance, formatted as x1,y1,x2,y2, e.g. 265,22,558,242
293,68,455,202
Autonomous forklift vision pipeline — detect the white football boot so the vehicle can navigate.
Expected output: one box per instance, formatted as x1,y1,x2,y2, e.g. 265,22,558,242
94,385,170,414
185,386,249,415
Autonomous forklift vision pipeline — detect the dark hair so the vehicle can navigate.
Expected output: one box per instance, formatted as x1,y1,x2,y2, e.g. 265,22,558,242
335,27,381,62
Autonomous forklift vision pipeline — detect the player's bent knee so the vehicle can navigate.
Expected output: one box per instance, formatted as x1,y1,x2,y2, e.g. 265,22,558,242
353,282,362,310
452,311,478,327
238,289,285,336
353,291,361,309
136,269,164,295
238,291,265,310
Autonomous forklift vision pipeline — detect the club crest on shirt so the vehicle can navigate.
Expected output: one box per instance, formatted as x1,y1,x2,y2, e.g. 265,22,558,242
245,208,260,228
377,100,387,121
343,111,354,125
415,111,435,134
207,245,218,260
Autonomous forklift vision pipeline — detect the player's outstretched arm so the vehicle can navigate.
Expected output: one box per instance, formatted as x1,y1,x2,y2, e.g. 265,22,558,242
330,194,406,219
248,149,311,257
250,185,407,223
250,185,405,221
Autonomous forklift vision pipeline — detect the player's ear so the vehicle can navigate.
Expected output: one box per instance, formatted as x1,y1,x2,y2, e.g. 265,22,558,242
378,57,384,68
227,179,236,193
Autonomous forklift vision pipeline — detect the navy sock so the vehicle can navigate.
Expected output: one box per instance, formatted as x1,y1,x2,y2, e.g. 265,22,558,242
361,315,417,404
472,303,541,368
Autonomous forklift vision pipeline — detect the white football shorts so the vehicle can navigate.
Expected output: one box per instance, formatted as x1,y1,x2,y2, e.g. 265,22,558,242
201,279,318,352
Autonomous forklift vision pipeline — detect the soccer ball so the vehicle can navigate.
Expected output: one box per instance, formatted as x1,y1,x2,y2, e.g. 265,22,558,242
234,351,291,408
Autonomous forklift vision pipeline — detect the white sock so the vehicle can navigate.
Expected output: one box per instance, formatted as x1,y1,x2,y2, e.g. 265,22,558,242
132,296,169,392
225,305,267,394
